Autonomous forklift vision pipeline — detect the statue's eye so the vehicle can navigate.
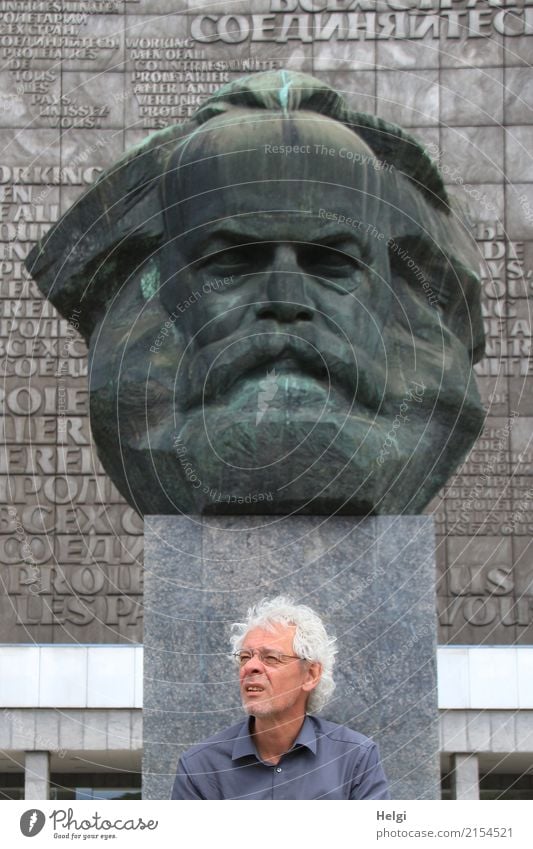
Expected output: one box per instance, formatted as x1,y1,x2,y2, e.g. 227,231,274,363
300,245,362,276
211,245,258,272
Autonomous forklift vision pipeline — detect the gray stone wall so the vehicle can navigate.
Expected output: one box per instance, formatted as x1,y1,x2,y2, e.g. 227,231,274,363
0,0,531,645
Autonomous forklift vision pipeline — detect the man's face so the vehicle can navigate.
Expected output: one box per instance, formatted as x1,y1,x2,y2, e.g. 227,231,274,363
87,110,484,516
238,624,319,721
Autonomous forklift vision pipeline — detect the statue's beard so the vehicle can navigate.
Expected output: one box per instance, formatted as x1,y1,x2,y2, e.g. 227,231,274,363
170,325,426,513
177,327,386,415
168,330,391,512
174,394,435,515
91,324,484,517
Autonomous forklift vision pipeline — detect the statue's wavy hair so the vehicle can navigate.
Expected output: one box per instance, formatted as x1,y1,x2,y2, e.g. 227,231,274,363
192,69,449,210
230,595,338,714
26,69,483,362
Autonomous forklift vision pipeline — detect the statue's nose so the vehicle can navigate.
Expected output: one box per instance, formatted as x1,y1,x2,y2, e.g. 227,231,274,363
256,245,314,324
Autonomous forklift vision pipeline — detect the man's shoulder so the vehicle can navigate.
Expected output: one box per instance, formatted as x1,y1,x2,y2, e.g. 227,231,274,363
310,715,377,750
179,720,246,765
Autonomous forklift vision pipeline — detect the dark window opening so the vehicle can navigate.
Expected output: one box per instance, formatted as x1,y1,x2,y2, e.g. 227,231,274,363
0,772,141,801
442,771,533,800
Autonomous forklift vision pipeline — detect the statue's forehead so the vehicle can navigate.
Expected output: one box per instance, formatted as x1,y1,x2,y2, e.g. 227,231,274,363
165,111,387,233
167,110,381,190
182,108,375,154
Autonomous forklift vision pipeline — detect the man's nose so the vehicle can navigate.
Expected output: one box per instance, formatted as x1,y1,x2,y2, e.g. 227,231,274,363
256,245,314,324
241,652,265,675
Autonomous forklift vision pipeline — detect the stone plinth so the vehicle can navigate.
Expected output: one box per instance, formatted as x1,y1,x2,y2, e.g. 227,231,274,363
143,515,439,800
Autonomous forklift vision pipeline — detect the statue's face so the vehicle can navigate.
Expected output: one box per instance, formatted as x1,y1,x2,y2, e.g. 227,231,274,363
88,111,484,515
161,115,391,420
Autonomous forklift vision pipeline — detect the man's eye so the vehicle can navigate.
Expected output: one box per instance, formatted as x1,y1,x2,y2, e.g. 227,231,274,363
264,654,282,665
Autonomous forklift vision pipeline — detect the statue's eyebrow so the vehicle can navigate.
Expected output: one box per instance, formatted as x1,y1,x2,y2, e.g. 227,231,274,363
196,226,261,247
307,222,370,252
194,220,369,255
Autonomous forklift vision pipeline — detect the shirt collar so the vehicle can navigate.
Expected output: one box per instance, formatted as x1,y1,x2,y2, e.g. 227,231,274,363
232,715,318,761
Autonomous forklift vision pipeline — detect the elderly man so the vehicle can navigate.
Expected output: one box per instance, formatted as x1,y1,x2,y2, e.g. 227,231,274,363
171,597,390,800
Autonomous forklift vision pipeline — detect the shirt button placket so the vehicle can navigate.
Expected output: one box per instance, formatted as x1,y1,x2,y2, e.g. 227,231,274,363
272,765,282,799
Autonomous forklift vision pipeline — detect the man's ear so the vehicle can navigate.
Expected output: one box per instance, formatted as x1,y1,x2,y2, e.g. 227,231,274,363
302,662,322,693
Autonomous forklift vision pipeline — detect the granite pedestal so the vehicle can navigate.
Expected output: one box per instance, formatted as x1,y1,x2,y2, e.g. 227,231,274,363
143,514,439,800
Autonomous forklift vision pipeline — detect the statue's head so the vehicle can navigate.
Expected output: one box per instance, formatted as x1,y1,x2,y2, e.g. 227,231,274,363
27,70,485,516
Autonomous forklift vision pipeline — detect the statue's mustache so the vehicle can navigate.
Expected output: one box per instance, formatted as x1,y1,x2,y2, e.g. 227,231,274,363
179,330,385,411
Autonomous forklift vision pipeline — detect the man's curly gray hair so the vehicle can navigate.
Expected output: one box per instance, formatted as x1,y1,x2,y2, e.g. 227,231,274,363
231,596,337,714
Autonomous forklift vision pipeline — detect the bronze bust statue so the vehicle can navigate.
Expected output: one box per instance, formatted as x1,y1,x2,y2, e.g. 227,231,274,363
26,70,485,517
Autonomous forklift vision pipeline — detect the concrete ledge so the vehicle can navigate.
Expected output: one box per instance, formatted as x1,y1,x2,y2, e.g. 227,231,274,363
0,709,143,752
1,707,531,758
440,710,533,754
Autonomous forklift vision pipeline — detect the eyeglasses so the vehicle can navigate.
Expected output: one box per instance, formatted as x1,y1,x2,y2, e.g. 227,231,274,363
233,648,303,668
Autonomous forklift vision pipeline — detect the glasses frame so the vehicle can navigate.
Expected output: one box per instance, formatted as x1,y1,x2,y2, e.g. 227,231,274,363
233,648,304,667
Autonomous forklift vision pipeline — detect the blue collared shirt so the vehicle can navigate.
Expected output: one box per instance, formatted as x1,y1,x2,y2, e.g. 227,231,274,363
171,715,390,800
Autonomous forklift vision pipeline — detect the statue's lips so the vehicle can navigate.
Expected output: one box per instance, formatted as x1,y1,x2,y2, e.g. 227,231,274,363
264,356,302,373
182,332,386,413
220,357,353,408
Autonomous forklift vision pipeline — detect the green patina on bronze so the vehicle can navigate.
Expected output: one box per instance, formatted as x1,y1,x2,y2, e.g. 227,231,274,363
140,259,159,302
25,70,485,518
